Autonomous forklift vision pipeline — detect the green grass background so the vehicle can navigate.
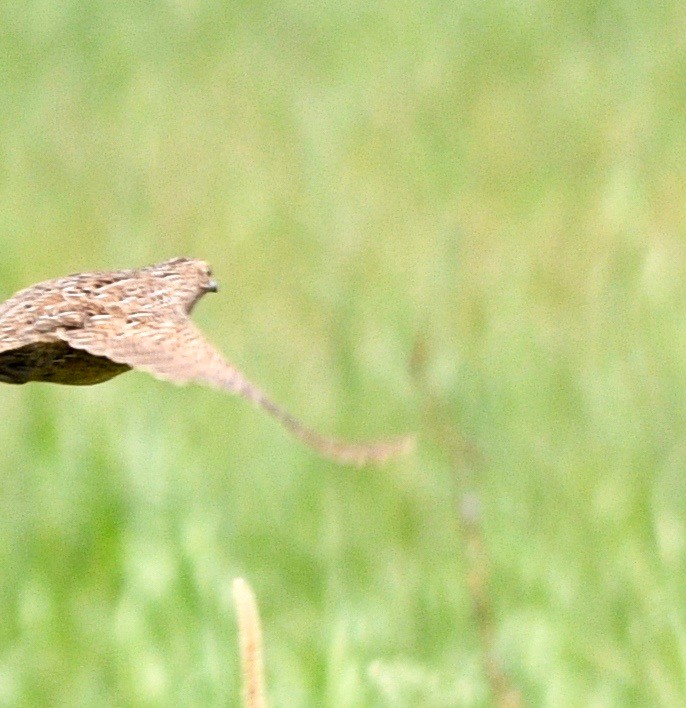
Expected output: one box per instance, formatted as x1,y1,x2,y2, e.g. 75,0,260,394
2,1,686,705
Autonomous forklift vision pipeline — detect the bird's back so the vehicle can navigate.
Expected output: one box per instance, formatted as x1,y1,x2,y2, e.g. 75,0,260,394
0,267,149,384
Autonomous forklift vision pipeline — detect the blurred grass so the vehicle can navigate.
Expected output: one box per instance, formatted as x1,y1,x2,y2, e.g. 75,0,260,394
2,0,686,705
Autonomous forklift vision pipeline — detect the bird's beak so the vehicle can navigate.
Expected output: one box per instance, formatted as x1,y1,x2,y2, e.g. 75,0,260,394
205,280,219,293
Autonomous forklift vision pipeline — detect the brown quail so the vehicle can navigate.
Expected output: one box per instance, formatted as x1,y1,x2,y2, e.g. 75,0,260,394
0,258,414,465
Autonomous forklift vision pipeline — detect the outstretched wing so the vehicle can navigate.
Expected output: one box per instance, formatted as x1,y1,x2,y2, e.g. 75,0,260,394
0,329,37,355
0,299,88,354
57,314,414,466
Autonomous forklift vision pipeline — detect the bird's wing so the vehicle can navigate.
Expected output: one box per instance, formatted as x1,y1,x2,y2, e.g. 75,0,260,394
57,315,414,466
0,299,25,353
0,330,34,354
0,304,88,354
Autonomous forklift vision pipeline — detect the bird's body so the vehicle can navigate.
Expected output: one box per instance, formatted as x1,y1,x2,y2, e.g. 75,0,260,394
0,258,413,465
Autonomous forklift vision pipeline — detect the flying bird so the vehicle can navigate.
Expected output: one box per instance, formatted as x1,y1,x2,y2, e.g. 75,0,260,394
0,258,414,465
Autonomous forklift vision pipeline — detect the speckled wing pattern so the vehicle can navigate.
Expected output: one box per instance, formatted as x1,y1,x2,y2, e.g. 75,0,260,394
0,285,57,354
57,311,415,466
0,272,120,354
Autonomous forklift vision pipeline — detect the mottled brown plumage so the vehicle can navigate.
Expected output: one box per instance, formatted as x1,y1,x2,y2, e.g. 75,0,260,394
0,258,414,465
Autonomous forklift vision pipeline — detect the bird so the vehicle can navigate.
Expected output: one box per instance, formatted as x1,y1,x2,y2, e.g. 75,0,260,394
0,257,414,465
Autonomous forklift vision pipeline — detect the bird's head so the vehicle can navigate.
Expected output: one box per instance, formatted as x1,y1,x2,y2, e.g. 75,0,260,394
143,257,219,313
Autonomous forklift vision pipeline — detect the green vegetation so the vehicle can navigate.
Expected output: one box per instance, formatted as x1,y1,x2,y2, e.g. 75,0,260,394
2,1,686,704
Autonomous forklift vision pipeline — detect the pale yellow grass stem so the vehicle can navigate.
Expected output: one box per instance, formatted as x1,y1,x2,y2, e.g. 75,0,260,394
233,577,268,708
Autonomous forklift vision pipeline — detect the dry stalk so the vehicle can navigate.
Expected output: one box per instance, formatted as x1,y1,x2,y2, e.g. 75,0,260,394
411,339,522,708
233,577,268,708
